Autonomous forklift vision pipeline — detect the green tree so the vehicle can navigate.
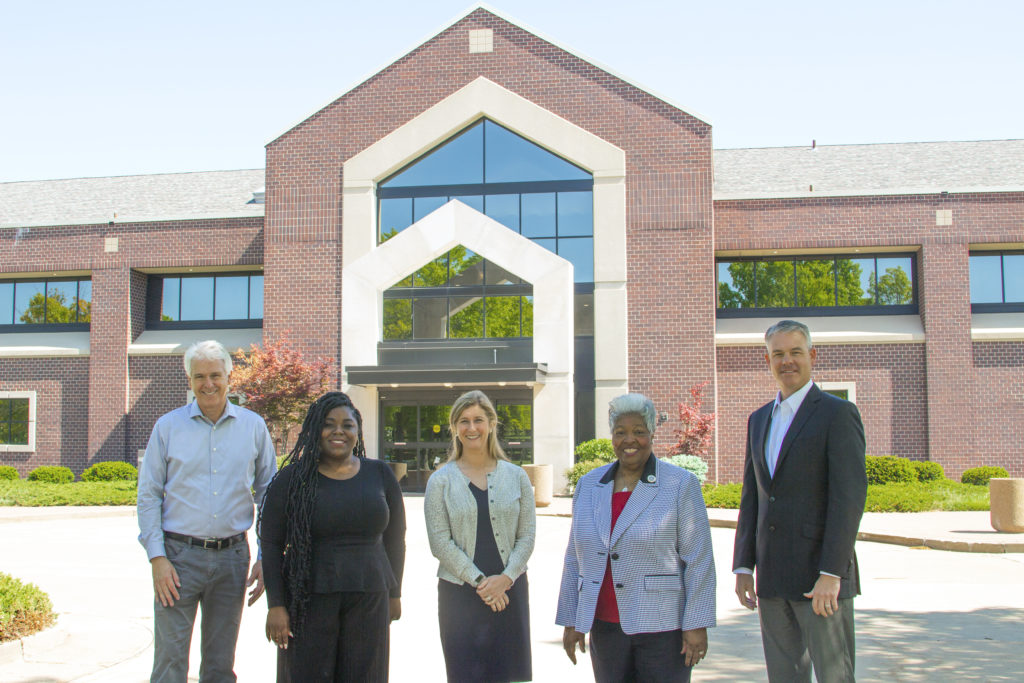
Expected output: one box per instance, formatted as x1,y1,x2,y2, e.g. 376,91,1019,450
18,292,87,323
871,266,913,305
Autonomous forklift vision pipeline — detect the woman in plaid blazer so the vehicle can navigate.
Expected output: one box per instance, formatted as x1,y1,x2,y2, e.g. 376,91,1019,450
556,393,716,682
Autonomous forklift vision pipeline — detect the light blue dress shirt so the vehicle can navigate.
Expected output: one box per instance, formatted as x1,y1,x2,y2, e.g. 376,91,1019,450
137,400,277,560
765,379,815,477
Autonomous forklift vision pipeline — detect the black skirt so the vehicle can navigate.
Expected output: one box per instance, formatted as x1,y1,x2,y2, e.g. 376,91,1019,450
437,482,532,682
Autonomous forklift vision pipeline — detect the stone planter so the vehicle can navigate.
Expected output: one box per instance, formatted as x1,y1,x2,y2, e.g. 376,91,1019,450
522,463,552,508
386,462,408,483
989,478,1024,533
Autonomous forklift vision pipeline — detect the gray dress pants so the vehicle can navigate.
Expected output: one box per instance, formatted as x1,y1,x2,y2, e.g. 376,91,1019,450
758,596,856,683
151,537,250,683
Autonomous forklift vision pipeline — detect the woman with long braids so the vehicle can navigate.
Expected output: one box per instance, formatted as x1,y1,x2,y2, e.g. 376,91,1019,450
424,390,536,682
259,391,405,682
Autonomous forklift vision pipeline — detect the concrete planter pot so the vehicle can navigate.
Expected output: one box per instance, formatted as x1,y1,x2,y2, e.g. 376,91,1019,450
386,461,408,484
522,463,552,508
989,478,1024,532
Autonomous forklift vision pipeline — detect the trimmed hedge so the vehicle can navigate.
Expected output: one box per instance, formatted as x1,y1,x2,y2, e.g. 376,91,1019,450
26,466,74,484
81,461,138,482
910,460,945,482
703,482,742,508
665,454,708,484
575,439,615,464
0,466,18,481
961,465,1010,486
0,480,138,506
865,455,917,485
0,572,56,642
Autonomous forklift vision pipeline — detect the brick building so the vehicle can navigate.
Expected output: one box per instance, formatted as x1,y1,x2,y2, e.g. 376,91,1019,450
2,6,1022,488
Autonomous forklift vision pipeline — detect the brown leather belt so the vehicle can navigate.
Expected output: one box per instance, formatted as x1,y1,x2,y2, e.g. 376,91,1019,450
164,531,246,550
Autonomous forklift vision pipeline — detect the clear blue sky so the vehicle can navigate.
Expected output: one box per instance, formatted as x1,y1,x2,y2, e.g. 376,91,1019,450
2,0,1021,182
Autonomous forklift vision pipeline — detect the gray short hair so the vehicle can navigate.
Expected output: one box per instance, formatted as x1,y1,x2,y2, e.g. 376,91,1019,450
183,340,233,376
765,320,813,349
608,393,657,434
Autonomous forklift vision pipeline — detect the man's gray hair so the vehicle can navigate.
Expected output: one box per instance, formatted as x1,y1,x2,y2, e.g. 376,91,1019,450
765,320,813,349
183,340,233,376
608,393,657,433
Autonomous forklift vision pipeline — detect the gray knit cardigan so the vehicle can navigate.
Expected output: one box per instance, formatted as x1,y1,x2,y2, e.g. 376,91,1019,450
424,459,536,586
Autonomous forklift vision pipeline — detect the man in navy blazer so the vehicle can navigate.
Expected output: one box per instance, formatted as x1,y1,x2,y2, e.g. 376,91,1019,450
733,320,867,682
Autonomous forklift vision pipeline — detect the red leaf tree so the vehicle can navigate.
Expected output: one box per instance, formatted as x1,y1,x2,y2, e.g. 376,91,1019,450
668,382,716,458
231,335,333,454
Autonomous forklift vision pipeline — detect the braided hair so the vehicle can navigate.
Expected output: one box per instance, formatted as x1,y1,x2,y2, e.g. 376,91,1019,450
257,391,365,636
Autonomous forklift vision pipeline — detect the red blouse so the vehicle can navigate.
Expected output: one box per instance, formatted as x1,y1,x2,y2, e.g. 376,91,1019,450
594,490,632,623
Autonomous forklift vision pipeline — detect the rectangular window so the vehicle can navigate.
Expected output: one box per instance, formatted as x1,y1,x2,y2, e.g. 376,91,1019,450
0,391,36,452
0,278,91,328
149,273,263,328
716,254,916,316
970,251,1024,310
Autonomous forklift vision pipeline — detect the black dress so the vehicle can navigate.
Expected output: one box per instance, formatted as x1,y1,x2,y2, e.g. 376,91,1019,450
438,482,532,682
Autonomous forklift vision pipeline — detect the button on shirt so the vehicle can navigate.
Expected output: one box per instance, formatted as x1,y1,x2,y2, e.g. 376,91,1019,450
137,400,277,560
766,379,814,477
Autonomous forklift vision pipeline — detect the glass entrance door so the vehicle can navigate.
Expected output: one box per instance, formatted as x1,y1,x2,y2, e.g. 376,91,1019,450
380,391,533,491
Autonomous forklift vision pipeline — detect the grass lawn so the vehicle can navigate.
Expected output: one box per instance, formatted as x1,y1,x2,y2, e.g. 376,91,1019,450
702,479,989,512
0,479,137,506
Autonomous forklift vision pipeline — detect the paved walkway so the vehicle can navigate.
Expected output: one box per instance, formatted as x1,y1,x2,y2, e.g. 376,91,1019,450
1,501,1022,681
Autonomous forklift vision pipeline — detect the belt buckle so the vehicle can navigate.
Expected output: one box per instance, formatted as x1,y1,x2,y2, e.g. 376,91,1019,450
201,538,221,550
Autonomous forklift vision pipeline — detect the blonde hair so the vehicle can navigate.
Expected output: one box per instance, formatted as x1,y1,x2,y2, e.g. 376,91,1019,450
447,390,508,462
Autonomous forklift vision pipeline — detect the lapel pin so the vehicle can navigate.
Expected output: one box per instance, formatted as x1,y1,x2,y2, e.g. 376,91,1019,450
646,475,656,483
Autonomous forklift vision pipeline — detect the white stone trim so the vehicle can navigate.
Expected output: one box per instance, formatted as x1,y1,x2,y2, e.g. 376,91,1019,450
0,332,90,357
341,76,628,445
818,381,857,404
716,315,925,346
971,312,1024,341
128,329,263,355
342,200,575,489
0,390,36,453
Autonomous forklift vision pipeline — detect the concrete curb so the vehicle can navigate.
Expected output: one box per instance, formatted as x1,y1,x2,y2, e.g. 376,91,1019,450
709,517,1024,553
0,618,67,666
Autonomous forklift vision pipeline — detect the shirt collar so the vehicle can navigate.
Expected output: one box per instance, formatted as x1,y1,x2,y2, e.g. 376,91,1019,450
599,452,658,485
187,398,237,425
773,379,814,414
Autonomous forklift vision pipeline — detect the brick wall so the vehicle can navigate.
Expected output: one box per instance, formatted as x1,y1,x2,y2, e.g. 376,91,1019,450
0,357,90,474
970,341,1024,478
128,355,189,464
715,344,929,483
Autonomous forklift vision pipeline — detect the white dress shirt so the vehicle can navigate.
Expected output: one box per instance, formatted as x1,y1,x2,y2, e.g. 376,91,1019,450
766,379,815,477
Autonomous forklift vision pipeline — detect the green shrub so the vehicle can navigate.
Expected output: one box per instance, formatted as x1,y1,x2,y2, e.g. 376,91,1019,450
665,454,708,484
0,479,137,506
865,480,989,512
566,459,609,493
703,482,742,508
961,465,1010,486
0,466,18,481
26,466,74,484
910,460,945,482
574,438,615,464
865,455,916,485
0,572,56,642
81,461,138,482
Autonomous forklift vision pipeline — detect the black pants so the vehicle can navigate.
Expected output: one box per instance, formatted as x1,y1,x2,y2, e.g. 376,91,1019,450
589,619,692,683
278,591,390,682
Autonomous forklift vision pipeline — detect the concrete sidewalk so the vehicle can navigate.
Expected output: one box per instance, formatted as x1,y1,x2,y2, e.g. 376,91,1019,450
2,501,1023,682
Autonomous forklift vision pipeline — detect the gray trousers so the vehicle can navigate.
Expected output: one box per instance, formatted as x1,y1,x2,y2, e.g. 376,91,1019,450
758,597,856,683
152,537,250,683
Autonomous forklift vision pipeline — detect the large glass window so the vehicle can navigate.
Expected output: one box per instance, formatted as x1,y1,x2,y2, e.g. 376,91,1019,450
149,273,263,327
383,246,533,341
717,254,916,315
970,251,1024,308
0,278,91,327
378,119,595,296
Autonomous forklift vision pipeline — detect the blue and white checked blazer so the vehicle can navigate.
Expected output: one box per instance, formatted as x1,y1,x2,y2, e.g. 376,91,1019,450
555,455,716,635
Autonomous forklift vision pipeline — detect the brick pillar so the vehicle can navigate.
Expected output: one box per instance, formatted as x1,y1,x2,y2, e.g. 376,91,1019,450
87,265,130,466
919,240,972,475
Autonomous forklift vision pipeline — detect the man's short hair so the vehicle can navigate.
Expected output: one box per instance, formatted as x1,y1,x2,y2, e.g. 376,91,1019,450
183,340,233,376
764,320,813,349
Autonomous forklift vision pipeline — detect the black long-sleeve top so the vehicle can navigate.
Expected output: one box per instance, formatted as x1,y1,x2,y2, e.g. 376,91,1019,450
260,458,406,608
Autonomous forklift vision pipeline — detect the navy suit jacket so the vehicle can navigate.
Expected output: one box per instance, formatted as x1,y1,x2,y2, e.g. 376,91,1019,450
732,383,867,601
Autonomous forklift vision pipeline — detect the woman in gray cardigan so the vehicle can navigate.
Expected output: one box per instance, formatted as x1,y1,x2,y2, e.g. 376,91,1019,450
424,390,536,683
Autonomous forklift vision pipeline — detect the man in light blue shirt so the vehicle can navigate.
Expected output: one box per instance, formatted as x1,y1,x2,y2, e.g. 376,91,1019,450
137,339,277,682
